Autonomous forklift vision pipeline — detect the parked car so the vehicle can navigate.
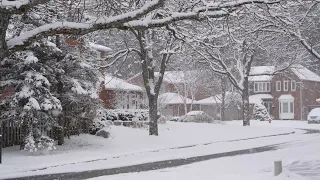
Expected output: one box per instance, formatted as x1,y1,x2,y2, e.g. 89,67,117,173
180,111,214,123
307,108,320,124
169,116,180,122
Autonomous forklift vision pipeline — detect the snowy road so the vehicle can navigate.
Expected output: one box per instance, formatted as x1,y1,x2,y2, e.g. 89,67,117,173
6,129,319,180
6,143,284,180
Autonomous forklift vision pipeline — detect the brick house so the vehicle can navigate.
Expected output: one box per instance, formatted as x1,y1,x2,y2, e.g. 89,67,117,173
249,65,320,120
99,75,145,109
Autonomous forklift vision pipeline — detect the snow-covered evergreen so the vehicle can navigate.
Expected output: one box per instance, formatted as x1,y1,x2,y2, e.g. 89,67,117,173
253,103,271,121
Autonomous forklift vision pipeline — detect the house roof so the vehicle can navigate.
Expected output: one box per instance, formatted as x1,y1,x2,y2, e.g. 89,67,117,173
249,66,275,82
249,94,273,104
249,65,320,82
291,65,320,82
128,70,200,84
158,92,193,105
195,92,241,105
278,94,294,100
104,75,143,92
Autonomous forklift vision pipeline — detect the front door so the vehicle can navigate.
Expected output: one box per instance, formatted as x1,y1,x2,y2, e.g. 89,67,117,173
279,100,294,119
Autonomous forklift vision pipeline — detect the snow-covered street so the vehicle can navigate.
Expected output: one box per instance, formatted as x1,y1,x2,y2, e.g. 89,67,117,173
1,120,320,179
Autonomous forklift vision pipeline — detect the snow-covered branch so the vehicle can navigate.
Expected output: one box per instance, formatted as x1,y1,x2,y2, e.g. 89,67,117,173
1,0,50,14
6,0,164,51
6,0,281,53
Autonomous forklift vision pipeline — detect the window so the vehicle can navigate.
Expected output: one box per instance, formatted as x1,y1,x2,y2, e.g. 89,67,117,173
290,102,294,113
254,82,271,92
282,102,289,113
284,81,289,91
291,81,296,91
276,81,281,91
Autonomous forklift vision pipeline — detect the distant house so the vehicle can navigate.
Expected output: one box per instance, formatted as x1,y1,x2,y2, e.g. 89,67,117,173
128,71,209,116
158,92,199,117
128,70,209,100
195,92,242,120
99,75,144,109
248,65,320,120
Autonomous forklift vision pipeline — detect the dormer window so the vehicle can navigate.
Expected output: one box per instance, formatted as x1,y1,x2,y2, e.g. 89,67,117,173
254,82,271,92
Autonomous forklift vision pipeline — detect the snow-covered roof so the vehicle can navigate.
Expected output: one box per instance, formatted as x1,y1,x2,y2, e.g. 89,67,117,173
249,66,275,82
128,71,201,84
291,65,320,82
249,94,273,104
249,65,320,82
155,71,200,84
278,94,294,100
89,42,112,52
196,92,241,105
185,111,205,116
104,75,143,92
158,92,193,105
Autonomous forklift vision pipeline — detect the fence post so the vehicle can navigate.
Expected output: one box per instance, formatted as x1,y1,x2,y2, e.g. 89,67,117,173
274,160,282,176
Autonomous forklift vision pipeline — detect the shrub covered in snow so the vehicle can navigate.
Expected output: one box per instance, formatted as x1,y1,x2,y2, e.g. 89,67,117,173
24,132,56,153
158,115,167,124
180,111,214,123
97,109,149,122
253,103,271,121
95,129,110,138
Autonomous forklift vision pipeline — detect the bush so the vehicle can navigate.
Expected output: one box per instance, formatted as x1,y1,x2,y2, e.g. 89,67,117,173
95,128,110,138
158,115,167,124
89,120,111,135
253,103,271,121
180,111,214,123
24,132,56,153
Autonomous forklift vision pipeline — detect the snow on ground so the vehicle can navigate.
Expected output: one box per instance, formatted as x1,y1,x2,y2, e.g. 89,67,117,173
227,120,320,129
0,120,317,179
89,125,320,180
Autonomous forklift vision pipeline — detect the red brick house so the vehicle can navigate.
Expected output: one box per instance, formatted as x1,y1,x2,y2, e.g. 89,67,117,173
249,65,320,120
99,75,145,109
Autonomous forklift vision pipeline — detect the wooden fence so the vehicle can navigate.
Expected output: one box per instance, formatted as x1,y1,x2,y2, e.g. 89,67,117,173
0,120,87,148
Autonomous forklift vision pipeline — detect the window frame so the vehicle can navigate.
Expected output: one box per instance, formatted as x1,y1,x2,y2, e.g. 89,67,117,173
276,81,281,91
284,80,289,91
253,82,271,93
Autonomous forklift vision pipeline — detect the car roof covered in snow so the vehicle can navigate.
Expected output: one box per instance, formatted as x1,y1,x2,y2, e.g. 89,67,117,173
158,92,193,105
309,108,320,116
104,75,143,92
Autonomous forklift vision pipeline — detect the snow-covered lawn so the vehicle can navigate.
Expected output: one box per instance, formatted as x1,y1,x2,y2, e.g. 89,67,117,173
0,120,318,179
89,124,320,180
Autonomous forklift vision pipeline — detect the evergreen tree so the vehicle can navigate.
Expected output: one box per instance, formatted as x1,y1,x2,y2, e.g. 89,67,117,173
253,103,271,121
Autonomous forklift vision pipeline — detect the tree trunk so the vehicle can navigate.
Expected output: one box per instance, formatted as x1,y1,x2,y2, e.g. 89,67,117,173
20,118,31,150
148,96,158,136
0,11,10,61
242,77,250,126
220,105,225,121
220,77,226,121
